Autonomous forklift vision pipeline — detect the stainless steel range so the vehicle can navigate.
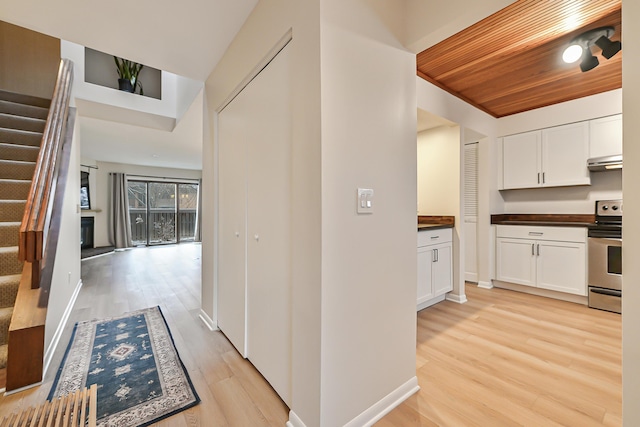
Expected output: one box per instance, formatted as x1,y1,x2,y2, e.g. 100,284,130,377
588,199,622,314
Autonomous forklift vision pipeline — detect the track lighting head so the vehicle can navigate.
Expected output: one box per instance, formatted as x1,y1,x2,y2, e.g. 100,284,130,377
562,26,621,72
595,35,622,59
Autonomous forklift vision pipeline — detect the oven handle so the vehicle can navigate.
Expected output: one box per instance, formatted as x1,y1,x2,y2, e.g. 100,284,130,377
590,288,622,297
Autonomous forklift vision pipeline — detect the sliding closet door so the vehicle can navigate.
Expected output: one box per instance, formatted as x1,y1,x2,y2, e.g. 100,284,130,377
246,44,292,405
217,84,249,357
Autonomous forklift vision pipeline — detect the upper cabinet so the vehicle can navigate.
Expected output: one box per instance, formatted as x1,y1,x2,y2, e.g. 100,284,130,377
589,114,622,159
502,122,590,190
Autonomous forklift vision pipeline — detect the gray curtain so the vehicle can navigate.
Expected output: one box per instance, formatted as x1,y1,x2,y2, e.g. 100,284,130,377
194,178,202,242
108,172,133,249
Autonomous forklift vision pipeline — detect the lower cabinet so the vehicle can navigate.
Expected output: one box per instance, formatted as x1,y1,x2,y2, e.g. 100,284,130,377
417,228,453,310
495,225,587,296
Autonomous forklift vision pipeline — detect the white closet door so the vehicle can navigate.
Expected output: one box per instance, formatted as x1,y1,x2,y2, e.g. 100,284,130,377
246,44,292,405
217,76,249,357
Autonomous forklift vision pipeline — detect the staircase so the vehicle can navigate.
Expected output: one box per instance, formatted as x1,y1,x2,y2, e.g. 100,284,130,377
0,90,49,370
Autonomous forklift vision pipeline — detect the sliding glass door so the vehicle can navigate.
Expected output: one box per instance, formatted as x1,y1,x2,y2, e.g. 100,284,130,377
127,179,198,246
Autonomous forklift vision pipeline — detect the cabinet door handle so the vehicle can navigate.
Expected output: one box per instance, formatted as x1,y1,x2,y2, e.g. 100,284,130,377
537,244,540,256
432,250,436,262
435,248,438,262
537,172,540,184
542,172,546,184
531,243,535,255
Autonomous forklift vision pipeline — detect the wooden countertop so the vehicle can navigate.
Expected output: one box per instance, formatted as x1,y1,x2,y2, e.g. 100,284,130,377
418,215,455,231
491,213,595,227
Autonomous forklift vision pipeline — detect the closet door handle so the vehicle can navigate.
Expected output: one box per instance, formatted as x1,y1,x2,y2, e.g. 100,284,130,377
254,234,260,242
235,231,240,237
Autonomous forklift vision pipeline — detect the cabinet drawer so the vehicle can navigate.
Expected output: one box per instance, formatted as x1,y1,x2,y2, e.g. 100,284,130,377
418,228,452,247
495,225,586,243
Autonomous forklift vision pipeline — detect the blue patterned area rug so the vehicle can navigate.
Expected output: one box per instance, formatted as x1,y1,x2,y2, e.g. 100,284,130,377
48,306,199,427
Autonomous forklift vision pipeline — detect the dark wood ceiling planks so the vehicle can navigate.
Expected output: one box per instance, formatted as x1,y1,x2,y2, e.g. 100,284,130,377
416,0,622,118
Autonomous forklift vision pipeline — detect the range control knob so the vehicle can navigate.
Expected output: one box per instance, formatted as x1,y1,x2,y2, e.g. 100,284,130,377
612,205,619,211
602,205,609,211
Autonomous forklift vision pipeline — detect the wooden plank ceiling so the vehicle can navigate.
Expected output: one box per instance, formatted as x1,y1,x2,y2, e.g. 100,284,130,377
416,0,622,118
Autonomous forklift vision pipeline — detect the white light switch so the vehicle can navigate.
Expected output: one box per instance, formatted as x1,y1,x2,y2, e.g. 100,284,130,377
357,188,374,214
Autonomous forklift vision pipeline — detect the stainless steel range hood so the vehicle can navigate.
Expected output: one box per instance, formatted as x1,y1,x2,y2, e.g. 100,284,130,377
588,154,622,171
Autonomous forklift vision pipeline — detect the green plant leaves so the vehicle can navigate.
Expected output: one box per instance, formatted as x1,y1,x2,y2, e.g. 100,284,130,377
114,56,145,95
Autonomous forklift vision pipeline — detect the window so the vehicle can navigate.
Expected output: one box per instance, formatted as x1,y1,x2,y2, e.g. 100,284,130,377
80,171,91,209
127,179,199,246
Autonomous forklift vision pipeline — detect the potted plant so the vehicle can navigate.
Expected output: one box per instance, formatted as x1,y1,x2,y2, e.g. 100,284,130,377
114,56,144,95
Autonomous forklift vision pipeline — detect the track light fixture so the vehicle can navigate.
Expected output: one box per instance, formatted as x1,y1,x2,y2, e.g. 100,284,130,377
562,26,621,72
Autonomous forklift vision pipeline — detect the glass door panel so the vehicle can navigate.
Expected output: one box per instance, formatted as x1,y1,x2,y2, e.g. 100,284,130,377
178,183,198,242
127,181,148,246
148,182,177,244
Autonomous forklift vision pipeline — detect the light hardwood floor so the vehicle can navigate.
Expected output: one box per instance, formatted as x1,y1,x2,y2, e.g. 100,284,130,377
0,244,289,426
0,245,622,426
377,285,621,427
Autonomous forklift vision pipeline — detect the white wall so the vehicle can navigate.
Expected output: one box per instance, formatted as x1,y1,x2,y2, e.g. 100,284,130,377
417,126,460,215
319,1,417,425
623,1,640,424
45,111,81,372
83,160,201,248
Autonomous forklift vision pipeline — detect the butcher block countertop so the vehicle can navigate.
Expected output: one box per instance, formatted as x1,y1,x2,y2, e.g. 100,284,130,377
491,214,595,228
418,215,455,231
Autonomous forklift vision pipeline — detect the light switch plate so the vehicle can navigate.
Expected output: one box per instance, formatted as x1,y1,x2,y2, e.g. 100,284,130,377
357,188,374,214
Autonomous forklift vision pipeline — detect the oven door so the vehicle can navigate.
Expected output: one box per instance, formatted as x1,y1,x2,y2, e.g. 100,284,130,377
588,237,622,291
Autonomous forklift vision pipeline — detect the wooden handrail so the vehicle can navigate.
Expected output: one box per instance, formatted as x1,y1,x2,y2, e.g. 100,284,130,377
18,59,73,288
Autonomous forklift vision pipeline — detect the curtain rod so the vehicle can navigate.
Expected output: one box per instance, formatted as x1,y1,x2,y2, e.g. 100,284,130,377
81,164,99,170
125,174,200,183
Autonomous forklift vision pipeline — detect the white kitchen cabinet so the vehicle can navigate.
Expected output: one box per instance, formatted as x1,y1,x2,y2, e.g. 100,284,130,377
502,122,590,189
502,130,541,189
589,114,622,159
495,225,587,296
417,228,453,310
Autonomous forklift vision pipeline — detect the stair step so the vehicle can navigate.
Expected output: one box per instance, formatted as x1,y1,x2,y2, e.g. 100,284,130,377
0,90,50,109
0,274,20,308
0,128,43,147
0,142,40,162
0,100,49,120
0,247,22,276
0,113,46,133
0,343,6,370
0,160,36,181
0,222,20,248
0,307,11,346
0,200,26,222
0,179,31,200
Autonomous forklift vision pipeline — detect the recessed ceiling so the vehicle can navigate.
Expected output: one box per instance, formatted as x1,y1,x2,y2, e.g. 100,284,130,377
416,0,622,118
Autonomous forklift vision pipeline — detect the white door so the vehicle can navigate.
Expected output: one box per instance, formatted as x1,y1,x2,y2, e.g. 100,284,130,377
502,131,540,189
536,241,586,295
541,122,590,187
217,78,249,357
495,238,537,287
246,44,292,405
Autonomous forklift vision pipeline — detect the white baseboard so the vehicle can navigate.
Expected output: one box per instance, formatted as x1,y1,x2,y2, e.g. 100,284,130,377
445,293,467,304
42,279,83,380
345,376,420,427
198,309,218,331
465,272,478,282
477,280,493,289
286,410,306,427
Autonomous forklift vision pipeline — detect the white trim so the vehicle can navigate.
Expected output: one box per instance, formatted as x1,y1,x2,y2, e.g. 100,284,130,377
344,376,419,427
217,29,293,113
493,280,588,305
198,309,218,331
286,410,307,427
4,380,42,396
478,280,493,289
42,279,83,379
446,293,468,304
80,251,114,262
